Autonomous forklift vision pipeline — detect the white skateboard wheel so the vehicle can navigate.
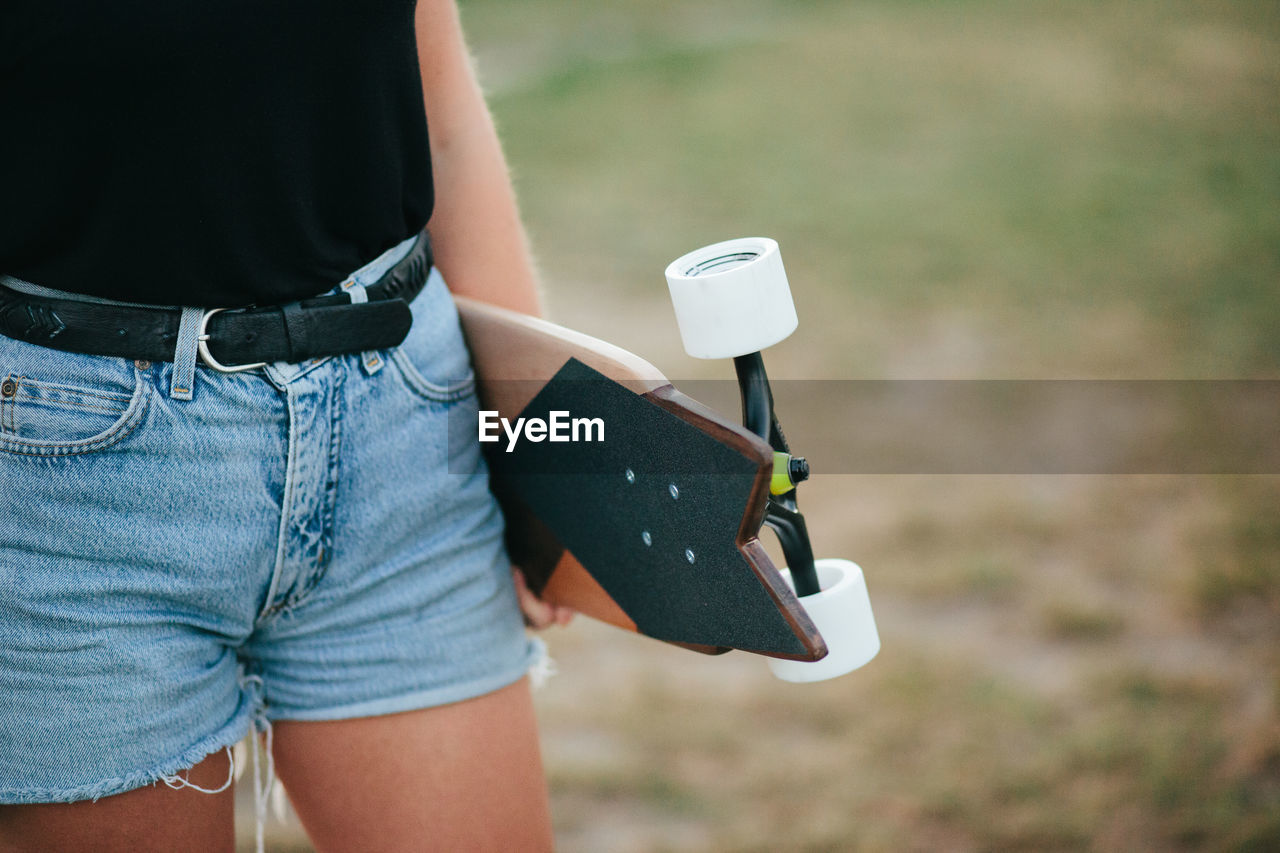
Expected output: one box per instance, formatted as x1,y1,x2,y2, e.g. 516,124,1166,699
665,237,798,359
768,559,880,683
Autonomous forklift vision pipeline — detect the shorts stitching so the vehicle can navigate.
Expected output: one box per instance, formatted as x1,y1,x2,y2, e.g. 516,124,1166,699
389,347,476,403
257,385,301,624
12,391,130,414
11,379,133,405
0,377,150,457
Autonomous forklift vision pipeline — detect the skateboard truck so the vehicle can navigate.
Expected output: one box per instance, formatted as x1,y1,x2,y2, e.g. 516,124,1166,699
665,238,880,681
734,350,819,596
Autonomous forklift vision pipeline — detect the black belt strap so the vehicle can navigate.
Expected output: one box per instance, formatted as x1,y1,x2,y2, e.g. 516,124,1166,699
0,232,433,366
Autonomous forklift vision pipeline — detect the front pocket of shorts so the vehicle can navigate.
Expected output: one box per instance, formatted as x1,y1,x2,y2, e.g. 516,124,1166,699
388,272,477,404
390,348,475,403
0,372,149,456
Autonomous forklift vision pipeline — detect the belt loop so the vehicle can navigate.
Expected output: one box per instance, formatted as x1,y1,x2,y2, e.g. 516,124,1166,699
170,306,203,400
341,280,385,376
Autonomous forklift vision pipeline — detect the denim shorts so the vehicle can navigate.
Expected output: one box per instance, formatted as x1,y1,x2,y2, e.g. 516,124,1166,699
0,236,540,804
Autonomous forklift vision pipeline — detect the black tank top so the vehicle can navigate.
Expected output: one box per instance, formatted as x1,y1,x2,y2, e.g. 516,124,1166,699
0,0,433,307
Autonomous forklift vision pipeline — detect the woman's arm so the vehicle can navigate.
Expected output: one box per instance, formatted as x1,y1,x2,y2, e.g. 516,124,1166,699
415,0,542,317
415,2,570,628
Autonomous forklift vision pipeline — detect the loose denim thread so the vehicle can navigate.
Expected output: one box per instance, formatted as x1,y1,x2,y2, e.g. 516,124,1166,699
158,744,235,794
155,684,272,853
238,672,276,853
252,720,276,853
527,637,556,689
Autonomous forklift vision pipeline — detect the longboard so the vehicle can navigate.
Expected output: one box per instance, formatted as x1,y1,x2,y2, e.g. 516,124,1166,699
455,296,826,662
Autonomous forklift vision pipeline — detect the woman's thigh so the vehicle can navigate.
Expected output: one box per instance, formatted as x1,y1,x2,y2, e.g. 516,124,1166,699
271,678,552,853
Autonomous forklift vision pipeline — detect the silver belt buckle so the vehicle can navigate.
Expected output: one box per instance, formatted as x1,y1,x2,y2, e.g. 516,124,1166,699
197,308,268,373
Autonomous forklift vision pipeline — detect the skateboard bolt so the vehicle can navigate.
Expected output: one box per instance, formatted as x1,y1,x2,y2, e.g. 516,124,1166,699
685,549,695,564
641,530,652,546
669,484,679,499
625,468,636,483
789,456,810,484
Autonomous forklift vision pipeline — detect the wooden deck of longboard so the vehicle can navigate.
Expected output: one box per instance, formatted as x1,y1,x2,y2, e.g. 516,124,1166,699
455,296,826,661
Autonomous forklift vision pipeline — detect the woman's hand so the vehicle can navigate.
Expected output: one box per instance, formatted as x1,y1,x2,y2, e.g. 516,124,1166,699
513,568,575,630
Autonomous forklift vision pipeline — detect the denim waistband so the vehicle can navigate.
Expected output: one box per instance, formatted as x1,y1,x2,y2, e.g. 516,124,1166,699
1,234,423,399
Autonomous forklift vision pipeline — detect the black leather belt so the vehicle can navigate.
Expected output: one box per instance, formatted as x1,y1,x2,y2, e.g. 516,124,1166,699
0,233,433,371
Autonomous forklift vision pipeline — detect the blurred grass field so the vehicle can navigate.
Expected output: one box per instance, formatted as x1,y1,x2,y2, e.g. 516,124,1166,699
472,0,1279,381
241,1,1278,849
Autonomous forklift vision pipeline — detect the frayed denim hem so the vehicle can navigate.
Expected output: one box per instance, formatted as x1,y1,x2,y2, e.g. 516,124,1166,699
0,699,255,805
